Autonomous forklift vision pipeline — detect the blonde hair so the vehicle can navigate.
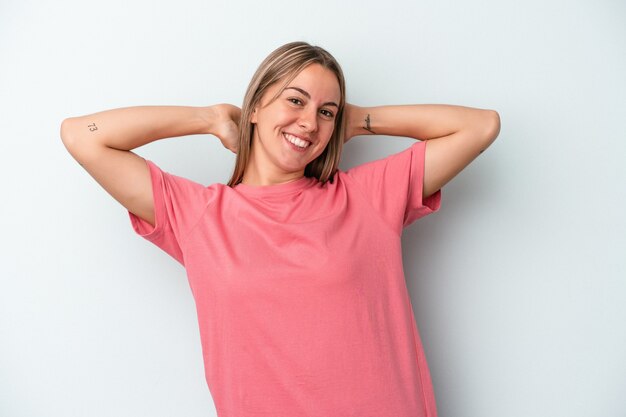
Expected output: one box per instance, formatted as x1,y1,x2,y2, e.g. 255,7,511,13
227,41,347,187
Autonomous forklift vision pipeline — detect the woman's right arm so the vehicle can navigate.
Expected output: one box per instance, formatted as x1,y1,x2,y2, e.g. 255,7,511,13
60,104,240,227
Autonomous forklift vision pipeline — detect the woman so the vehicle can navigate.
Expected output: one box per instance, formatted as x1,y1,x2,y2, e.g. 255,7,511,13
61,41,500,417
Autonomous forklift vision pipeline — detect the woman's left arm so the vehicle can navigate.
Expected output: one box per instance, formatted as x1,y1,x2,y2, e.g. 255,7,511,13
344,103,501,198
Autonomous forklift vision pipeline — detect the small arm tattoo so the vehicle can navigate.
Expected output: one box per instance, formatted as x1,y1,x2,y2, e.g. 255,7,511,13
88,122,98,132
363,114,376,134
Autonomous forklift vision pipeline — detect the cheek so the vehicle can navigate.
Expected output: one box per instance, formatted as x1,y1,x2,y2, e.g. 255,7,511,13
323,123,336,140
315,131,335,154
264,111,291,131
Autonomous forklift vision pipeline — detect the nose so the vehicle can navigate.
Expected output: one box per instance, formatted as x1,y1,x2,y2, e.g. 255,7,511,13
298,107,318,133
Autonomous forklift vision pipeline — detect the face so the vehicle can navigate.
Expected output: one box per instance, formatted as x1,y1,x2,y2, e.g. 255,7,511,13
249,63,341,179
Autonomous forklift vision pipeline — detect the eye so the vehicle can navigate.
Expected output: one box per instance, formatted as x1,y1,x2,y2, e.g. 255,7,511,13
320,109,334,118
288,98,303,105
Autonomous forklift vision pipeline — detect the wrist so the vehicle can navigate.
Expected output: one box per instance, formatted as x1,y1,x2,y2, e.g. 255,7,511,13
198,106,218,135
351,105,378,137
343,104,364,140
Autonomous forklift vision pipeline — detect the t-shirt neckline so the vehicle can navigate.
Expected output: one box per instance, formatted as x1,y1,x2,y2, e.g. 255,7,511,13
234,175,315,197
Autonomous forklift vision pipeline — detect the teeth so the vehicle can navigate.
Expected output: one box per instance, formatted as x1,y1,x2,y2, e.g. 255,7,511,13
284,133,311,148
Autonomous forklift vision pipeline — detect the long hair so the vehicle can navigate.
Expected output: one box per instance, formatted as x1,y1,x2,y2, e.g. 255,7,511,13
227,41,347,187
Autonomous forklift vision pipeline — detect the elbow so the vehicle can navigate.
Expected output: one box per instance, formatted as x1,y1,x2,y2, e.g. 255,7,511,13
60,117,90,162
476,110,501,151
485,110,501,143
60,117,76,147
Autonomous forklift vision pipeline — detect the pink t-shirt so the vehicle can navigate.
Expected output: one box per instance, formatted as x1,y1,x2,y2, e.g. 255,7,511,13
129,140,442,417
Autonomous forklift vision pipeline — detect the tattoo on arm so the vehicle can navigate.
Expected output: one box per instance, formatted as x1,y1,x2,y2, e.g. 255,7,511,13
88,123,98,132
363,114,376,134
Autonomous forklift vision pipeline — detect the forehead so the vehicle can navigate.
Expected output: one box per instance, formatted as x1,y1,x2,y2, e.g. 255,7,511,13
276,64,341,103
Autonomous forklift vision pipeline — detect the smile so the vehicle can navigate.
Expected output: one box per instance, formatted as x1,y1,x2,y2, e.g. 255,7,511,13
283,132,311,150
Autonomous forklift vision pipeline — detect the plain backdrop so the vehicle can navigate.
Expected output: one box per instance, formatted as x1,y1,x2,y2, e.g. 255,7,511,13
1,0,624,416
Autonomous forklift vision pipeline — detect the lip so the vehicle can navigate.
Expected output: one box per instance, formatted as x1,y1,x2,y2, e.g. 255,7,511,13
283,131,313,144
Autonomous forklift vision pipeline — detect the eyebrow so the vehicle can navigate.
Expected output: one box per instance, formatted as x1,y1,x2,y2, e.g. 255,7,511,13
284,87,339,108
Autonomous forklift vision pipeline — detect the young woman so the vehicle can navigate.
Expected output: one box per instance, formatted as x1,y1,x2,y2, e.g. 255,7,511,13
61,41,500,417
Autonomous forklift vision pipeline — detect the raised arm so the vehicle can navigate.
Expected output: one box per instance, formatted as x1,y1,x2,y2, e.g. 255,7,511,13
344,103,501,198
60,104,240,227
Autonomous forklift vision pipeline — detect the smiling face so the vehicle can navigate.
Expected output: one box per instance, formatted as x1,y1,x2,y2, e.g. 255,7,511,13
246,63,341,185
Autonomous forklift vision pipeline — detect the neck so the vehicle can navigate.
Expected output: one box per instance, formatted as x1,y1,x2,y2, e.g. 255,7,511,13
243,154,305,186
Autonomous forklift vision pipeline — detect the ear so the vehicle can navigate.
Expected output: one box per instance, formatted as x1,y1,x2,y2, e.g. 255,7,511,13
250,107,258,124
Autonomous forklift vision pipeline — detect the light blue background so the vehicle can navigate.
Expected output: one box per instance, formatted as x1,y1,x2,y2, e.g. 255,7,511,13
1,0,624,416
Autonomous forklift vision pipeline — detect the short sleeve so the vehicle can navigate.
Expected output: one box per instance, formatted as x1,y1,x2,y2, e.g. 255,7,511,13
128,158,215,266
344,140,441,235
